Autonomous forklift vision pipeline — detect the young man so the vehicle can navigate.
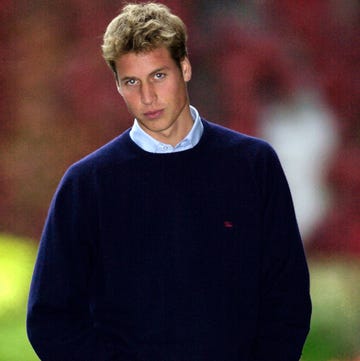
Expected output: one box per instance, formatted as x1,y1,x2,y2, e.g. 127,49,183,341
27,3,311,360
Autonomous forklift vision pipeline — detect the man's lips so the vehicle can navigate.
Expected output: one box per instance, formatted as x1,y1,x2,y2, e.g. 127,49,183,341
143,109,164,119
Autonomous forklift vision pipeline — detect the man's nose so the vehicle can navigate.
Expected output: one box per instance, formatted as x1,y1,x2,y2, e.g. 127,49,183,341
140,82,156,105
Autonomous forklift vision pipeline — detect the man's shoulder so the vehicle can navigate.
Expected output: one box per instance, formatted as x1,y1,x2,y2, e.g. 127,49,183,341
202,119,283,186
203,119,273,156
64,129,134,179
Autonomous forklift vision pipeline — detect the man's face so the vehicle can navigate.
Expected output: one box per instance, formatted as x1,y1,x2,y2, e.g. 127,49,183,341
115,47,192,144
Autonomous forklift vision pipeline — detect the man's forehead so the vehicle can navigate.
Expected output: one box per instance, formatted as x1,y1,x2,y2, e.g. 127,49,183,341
115,47,175,76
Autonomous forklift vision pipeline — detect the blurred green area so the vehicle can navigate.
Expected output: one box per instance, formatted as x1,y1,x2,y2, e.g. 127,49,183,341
0,233,359,361
0,234,39,361
302,258,360,361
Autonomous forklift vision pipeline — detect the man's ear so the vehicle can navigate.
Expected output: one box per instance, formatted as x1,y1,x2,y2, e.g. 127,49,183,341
116,82,124,97
181,57,192,82
112,66,123,96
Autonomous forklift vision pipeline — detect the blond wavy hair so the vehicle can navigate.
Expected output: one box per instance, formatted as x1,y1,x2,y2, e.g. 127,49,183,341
102,2,188,82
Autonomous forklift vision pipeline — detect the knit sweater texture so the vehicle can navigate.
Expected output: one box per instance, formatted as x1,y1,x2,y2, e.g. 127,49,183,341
27,119,311,361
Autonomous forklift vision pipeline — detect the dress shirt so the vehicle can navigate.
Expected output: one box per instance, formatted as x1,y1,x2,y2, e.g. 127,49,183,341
129,105,203,153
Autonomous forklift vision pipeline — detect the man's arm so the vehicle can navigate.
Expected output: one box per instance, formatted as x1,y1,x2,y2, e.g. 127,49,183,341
27,165,115,361
253,144,312,360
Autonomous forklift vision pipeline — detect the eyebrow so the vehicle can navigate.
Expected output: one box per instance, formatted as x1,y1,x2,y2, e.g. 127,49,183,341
120,66,170,83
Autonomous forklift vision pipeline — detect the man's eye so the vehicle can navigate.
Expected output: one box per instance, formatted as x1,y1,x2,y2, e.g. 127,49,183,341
154,73,166,80
125,79,137,86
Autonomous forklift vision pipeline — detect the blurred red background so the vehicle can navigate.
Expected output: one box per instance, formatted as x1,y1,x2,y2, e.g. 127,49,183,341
0,0,359,257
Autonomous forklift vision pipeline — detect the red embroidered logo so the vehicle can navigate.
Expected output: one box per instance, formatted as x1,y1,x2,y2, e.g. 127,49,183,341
223,221,233,228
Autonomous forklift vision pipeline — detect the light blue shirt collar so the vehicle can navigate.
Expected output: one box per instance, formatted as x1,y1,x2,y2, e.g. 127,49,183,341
130,105,203,153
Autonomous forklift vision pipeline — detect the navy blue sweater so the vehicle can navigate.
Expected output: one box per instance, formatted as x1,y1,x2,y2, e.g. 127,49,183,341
27,120,311,361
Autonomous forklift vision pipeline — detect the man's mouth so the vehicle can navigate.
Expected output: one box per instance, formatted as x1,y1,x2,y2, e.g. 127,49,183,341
143,109,164,119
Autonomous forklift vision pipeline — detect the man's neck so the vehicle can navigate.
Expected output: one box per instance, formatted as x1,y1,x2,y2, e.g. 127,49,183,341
139,106,194,147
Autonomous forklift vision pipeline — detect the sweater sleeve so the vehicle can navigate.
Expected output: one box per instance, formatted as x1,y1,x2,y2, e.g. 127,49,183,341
27,165,116,361
252,143,312,361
